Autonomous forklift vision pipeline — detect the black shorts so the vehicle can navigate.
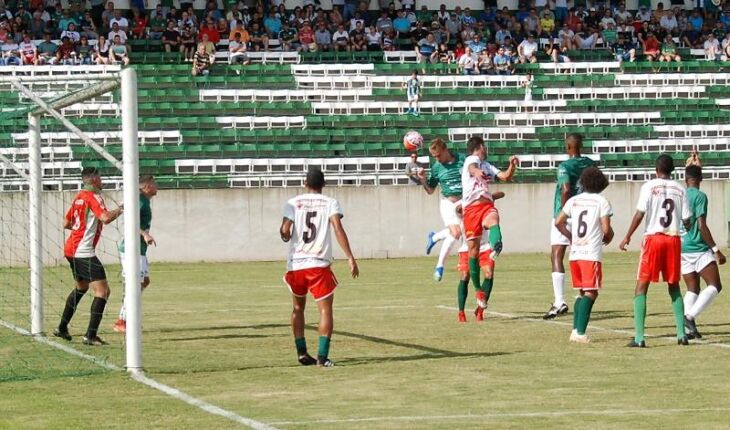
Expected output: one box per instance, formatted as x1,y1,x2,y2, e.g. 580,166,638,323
67,256,107,282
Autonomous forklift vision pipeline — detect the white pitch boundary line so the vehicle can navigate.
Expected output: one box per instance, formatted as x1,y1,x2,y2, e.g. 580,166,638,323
436,305,730,349
268,407,730,425
0,318,279,430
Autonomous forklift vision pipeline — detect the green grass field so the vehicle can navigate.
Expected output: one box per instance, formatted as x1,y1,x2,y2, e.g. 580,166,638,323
2,253,730,429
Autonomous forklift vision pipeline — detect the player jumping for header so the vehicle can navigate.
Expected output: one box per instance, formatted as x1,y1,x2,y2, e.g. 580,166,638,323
280,168,359,367
54,167,123,346
461,136,518,320
681,159,726,340
620,155,692,347
555,167,613,343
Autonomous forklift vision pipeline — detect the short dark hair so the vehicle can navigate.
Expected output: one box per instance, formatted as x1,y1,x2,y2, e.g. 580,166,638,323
580,166,609,193
467,136,484,154
81,167,100,180
656,154,675,175
139,174,156,186
566,132,583,147
306,167,325,190
685,164,703,182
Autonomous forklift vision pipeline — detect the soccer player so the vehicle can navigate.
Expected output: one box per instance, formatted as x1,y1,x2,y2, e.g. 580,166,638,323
454,191,504,322
555,167,613,343
113,175,158,333
544,133,596,320
681,164,726,339
620,155,692,347
418,138,466,282
54,167,123,346
403,70,420,116
280,168,359,367
461,136,518,319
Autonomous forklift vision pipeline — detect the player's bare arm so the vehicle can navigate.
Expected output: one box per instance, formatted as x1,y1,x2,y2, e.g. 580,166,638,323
99,206,123,225
496,156,519,182
697,215,726,265
559,182,571,209
554,212,571,241
330,214,359,278
619,211,645,251
142,230,156,246
280,217,293,242
601,216,614,245
417,169,435,194
685,149,702,167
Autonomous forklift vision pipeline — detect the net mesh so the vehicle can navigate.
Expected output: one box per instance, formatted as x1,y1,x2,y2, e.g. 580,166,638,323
0,73,128,381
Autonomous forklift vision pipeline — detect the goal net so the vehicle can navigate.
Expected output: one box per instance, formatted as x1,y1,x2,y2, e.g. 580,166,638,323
0,67,143,380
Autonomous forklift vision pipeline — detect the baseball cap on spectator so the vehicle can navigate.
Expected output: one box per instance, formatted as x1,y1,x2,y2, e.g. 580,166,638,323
589,7,596,11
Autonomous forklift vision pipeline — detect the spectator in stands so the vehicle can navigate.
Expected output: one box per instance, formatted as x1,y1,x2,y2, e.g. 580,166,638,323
635,5,651,23
108,22,128,45
642,32,660,61
467,33,485,54
540,7,556,37
573,23,598,49
615,3,632,24
204,0,222,22
29,12,46,39
458,46,477,74
518,33,538,63
110,34,129,65
179,11,196,30
602,22,618,46
199,18,220,46
101,1,115,31
584,8,600,32
332,23,350,51
57,9,77,38
612,32,636,62
493,45,512,75
110,9,129,32
349,10,365,32
197,32,216,58
278,21,298,51
681,22,703,49
546,36,569,63
130,10,147,40
298,21,316,52
36,31,57,64
215,18,228,41
566,8,581,32
405,153,421,185
660,9,678,36
264,8,281,39
659,34,681,62
80,11,99,40
56,36,76,65
191,44,211,76
600,9,616,30
76,36,95,64
495,24,511,46
393,9,411,39
689,8,703,33
366,24,382,50
148,10,165,40
721,32,730,60
18,33,38,65
376,9,393,34
229,33,249,65
0,45,21,65
705,32,721,60
382,28,396,51
350,20,365,39
162,20,181,53
94,34,110,64
250,22,269,51
477,48,493,74
523,8,539,34
180,24,196,61
315,21,332,51
415,31,437,63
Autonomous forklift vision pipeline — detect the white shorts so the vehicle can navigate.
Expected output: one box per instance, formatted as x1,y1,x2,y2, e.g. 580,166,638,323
120,252,150,279
407,94,419,102
681,250,716,275
550,218,571,246
440,198,461,227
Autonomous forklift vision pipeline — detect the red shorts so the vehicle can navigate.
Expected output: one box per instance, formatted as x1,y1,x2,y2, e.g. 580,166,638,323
637,234,681,284
570,260,602,290
463,201,498,241
284,267,338,301
457,251,495,273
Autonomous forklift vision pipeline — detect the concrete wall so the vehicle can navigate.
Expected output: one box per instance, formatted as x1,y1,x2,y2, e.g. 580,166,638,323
2,181,727,265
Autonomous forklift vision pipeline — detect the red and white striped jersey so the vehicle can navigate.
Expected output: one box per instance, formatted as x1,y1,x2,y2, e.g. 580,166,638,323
64,190,107,258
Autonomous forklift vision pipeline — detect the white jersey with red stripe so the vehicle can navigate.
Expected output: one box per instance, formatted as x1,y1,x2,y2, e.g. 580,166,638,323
562,193,613,262
636,178,691,236
64,189,107,258
19,42,35,58
283,193,343,271
461,155,501,208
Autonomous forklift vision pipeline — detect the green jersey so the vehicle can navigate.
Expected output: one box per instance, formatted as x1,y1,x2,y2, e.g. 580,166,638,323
681,187,709,254
119,194,152,256
426,151,465,198
552,156,596,217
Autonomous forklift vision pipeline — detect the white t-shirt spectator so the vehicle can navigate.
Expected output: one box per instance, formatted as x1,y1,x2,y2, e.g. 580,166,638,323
660,15,677,32
615,10,632,22
108,29,128,43
110,17,129,29
333,30,349,44
349,18,364,32
600,17,616,29
458,53,476,70
518,39,538,58
366,30,381,46
559,28,574,39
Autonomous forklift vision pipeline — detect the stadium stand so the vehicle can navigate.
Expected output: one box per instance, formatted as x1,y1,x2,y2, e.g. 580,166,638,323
2,2,730,190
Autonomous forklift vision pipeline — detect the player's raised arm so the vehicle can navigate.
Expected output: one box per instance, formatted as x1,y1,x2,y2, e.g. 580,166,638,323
330,214,359,278
496,156,518,182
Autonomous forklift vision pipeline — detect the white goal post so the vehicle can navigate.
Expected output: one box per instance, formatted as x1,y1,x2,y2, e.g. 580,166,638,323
4,68,143,373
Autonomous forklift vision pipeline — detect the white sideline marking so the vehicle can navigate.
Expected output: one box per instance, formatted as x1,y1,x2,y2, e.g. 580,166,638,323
269,407,730,425
0,318,279,430
436,305,730,349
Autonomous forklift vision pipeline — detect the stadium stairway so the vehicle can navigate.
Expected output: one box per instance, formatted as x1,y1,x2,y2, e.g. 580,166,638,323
1,56,730,190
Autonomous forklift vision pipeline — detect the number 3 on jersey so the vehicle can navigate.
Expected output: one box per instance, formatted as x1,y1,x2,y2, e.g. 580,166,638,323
660,198,674,228
302,211,318,243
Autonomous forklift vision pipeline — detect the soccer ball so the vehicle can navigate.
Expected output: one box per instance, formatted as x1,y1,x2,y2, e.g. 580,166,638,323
403,130,424,152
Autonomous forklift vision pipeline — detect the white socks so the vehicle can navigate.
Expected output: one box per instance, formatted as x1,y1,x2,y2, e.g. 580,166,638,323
552,272,565,307
119,288,145,321
683,291,698,316
686,286,719,320
437,235,457,268
432,228,451,242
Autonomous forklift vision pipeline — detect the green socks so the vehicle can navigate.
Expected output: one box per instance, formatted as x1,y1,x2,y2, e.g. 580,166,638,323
317,336,331,361
633,294,647,343
669,288,686,340
469,257,481,292
488,225,502,250
457,280,468,311
481,278,494,302
573,296,583,330
575,296,595,335
295,337,307,356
